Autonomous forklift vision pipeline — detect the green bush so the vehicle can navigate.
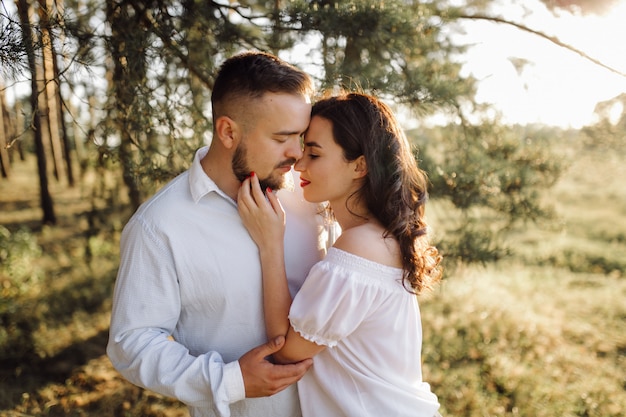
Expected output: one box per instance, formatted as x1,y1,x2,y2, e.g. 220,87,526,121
0,226,42,307
0,226,42,362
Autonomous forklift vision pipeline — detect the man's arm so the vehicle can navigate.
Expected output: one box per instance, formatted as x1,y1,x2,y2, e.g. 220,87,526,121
108,326,311,411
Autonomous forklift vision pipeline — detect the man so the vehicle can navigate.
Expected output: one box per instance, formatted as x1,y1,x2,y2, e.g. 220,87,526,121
107,51,329,417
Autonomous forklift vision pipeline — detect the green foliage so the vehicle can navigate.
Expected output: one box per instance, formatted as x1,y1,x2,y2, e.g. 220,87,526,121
424,122,561,219
0,226,42,304
512,140,626,277
421,262,626,417
94,0,560,263
3,0,565,260
0,226,42,363
535,245,626,276
437,220,511,265
0,9,30,80
413,123,563,264
0,222,118,364
285,0,474,109
582,93,626,149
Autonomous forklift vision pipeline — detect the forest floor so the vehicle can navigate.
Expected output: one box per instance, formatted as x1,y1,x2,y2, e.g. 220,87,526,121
0,158,188,417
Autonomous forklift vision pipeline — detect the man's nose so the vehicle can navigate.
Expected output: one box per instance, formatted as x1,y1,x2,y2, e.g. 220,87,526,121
286,137,303,160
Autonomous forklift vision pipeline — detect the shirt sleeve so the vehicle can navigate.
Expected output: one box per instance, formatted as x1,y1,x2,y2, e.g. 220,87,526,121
288,258,384,348
106,216,245,415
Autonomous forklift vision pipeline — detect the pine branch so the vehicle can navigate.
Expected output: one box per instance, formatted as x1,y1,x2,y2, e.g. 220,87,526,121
457,13,626,79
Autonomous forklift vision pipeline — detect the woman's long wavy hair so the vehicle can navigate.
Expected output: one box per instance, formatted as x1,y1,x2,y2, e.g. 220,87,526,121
312,93,442,294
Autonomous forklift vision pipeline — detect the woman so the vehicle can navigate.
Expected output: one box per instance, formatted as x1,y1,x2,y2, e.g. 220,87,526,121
238,92,443,416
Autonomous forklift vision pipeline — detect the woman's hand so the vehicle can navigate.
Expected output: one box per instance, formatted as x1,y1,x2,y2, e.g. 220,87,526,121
237,172,286,249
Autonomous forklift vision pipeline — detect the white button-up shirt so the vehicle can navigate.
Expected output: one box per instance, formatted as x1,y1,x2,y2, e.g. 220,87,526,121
107,147,329,417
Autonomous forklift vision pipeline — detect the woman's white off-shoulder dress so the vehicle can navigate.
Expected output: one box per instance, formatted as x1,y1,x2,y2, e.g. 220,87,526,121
289,247,440,417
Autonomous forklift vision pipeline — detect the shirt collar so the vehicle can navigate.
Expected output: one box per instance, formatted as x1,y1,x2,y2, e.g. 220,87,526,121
189,146,229,204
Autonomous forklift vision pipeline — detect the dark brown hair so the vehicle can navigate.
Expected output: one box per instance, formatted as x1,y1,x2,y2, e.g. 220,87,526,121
211,51,314,123
312,93,442,293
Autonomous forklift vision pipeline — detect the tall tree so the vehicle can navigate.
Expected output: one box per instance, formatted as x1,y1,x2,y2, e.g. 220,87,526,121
104,0,151,209
37,0,66,183
285,1,473,108
16,0,56,224
40,0,75,186
0,84,12,179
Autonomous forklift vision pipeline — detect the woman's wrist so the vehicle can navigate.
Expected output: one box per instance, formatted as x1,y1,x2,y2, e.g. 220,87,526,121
258,245,285,265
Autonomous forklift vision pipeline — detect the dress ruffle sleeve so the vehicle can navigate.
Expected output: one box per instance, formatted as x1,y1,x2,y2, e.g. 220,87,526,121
288,248,404,348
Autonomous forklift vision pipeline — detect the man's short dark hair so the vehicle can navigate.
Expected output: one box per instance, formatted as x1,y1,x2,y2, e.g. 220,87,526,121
211,51,313,119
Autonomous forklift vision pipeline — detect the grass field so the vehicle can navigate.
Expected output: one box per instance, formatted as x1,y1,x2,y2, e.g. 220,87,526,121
422,146,626,416
0,141,624,416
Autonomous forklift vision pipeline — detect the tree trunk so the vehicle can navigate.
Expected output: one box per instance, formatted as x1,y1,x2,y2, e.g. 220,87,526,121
16,0,56,225
14,100,26,162
106,1,146,209
0,85,11,179
38,0,66,184
47,0,75,187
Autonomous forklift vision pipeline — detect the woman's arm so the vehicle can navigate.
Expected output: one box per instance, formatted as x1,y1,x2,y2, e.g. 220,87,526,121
238,173,291,341
238,174,326,364
277,327,326,364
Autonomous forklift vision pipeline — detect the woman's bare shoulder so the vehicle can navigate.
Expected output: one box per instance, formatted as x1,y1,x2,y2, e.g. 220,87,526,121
333,223,401,268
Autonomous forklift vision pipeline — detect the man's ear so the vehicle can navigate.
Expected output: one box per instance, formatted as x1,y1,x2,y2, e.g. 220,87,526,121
214,116,240,149
353,155,368,179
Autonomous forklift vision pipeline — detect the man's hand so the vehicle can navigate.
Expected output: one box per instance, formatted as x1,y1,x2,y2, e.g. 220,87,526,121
239,336,313,398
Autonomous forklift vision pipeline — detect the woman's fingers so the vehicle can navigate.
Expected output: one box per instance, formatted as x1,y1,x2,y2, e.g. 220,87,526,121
265,187,285,223
249,172,267,207
237,176,253,213
237,173,286,247
238,172,284,225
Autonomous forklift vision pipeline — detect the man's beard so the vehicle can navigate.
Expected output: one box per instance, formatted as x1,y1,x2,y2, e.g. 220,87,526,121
232,141,296,191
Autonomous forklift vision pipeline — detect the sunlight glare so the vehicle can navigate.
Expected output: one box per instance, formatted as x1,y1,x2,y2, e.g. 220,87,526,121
460,0,626,128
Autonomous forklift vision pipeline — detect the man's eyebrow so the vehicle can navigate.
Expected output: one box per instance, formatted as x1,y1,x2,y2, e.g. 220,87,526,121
273,129,304,136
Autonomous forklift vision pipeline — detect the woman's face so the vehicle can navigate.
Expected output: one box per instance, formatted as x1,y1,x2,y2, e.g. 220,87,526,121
295,115,360,205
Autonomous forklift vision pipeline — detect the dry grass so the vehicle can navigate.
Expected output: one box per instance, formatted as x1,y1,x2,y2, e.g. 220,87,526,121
421,142,626,416
421,263,626,416
0,159,186,417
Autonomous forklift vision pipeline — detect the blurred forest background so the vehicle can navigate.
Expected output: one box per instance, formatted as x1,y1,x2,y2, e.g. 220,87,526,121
0,0,625,416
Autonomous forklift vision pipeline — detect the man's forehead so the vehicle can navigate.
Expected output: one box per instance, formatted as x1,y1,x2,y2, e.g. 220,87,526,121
259,91,311,103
